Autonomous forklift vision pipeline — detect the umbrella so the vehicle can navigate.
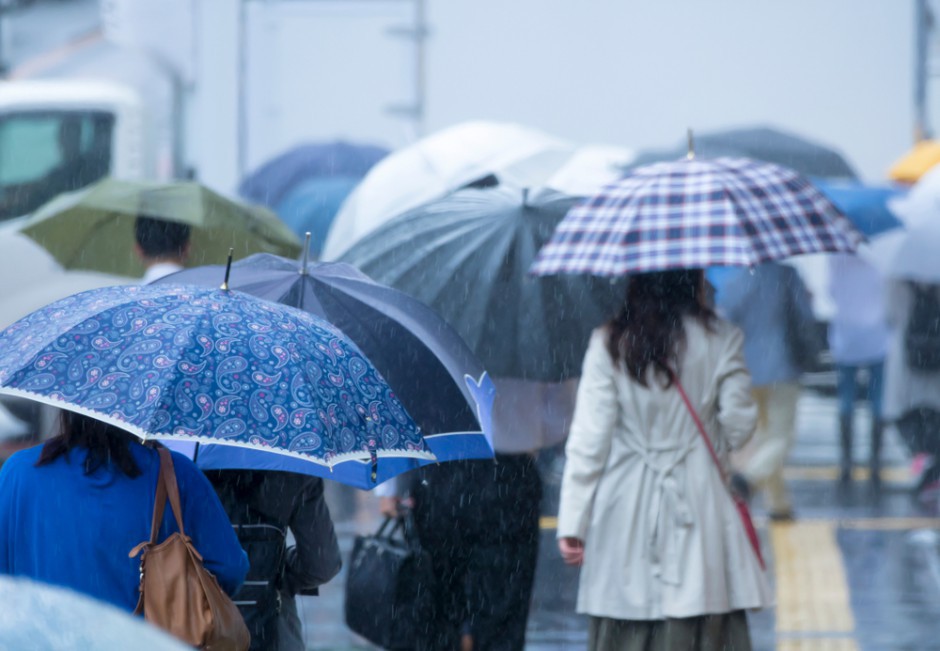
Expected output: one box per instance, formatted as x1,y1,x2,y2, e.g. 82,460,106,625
157,252,495,461
811,179,904,237
322,121,575,259
338,187,626,381
531,157,862,277
0,232,132,329
19,178,301,277
0,575,188,651
541,144,636,196
0,284,440,488
630,126,858,180
274,176,362,255
888,139,940,184
238,141,388,208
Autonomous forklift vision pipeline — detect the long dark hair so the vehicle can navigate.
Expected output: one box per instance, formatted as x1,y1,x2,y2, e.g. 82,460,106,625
36,411,143,478
606,269,716,387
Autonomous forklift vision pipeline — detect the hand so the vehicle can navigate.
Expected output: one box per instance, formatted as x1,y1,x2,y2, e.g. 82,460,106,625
558,537,584,566
378,496,413,518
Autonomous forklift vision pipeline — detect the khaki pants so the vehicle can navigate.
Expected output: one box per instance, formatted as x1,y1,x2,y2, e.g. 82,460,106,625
740,383,800,514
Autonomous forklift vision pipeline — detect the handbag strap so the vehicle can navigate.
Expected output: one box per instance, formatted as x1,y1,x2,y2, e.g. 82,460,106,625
671,372,727,483
156,447,186,537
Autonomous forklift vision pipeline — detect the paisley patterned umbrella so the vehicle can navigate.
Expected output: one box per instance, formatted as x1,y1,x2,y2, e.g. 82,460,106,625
0,284,435,488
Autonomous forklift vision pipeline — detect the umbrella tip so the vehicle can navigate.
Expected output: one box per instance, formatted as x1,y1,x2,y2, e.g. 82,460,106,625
686,128,695,160
220,248,234,290
300,232,311,275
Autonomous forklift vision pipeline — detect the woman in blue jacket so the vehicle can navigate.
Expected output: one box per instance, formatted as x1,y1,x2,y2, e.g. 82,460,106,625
0,411,249,611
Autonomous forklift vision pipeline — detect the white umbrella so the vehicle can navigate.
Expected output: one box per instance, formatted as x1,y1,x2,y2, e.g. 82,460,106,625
540,144,635,196
0,575,188,651
0,232,131,329
322,120,575,259
864,165,940,280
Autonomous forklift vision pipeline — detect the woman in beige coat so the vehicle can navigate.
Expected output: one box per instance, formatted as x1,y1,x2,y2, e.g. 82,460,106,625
557,270,772,651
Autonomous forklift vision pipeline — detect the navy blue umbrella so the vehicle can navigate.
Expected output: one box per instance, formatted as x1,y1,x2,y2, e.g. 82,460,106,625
158,253,495,464
630,126,858,180
239,141,388,208
811,179,904,237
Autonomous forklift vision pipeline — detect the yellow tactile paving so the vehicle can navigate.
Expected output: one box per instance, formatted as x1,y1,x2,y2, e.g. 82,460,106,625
776,639,859,651
783,465,911,483
772,521,856,646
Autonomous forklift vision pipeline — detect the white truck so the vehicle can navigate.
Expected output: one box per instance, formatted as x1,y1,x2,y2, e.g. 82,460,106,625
0,78,151,223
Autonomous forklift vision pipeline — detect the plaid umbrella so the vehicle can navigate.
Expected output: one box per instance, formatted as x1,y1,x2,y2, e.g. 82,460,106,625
531,157,862,276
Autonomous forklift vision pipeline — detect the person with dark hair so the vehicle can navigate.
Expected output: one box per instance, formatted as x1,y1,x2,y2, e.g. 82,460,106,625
556,270,771,651
0,411,248,612
206,470,342,651
134,215,192,283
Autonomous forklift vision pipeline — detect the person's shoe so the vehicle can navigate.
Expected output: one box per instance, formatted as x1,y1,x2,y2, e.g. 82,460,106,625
768,510,796,522
730,472,751,502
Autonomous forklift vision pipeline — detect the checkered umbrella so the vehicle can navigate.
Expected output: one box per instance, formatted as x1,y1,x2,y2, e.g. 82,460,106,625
530,157,862,276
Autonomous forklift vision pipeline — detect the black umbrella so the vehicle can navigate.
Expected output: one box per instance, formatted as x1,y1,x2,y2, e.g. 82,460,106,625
630,126,858,179
157,253,494,459
338,187,626,381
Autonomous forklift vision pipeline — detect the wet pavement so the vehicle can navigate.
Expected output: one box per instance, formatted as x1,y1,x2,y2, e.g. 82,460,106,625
301,389,940,650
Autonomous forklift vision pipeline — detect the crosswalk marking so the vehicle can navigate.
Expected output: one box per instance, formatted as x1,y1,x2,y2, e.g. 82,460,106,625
771,522,858,650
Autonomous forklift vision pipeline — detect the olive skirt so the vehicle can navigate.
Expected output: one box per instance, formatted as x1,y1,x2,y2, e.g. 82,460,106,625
587,611,751,651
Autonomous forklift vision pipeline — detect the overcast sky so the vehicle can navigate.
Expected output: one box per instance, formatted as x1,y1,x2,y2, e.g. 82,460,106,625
424,1,916,181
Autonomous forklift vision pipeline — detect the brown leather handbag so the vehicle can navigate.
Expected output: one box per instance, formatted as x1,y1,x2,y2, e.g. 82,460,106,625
130,447,250,650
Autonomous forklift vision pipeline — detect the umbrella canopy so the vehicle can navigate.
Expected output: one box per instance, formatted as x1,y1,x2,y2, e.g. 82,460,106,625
0,575,188,651
541,144,636,196
19,178,301,277
322,121,575,259
0,284,437,488
531,157,862,276
274,176,362,255
811,179,904,237
158,253,495,461
0,232,131,329
339,187,626,381
888,140,940,184
630,126,858,180
238,141,388,208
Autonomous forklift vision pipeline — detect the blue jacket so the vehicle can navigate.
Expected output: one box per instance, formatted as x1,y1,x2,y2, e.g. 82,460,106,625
0,442,248,612
717,262,816,386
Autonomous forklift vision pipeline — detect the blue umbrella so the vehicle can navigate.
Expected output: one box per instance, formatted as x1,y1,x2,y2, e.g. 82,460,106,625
274,176,361,255
239,142,388,208
811,179,905,237
0,284,439,488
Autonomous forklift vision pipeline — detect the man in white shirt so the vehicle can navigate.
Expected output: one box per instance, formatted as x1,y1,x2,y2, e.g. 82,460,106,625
134,215,190,283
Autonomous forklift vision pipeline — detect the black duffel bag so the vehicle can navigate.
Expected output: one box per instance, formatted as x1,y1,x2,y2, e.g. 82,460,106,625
344,515,434,650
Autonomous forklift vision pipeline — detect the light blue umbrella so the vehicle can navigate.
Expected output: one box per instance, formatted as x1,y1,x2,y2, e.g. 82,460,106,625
811,178,905,237
0,284,438,488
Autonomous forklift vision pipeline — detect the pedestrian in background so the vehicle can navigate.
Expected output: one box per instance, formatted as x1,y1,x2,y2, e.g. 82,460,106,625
718,262,818,521
827,253,890,486
883,279,940,495
207,470,342,651
557,270,771,651
135,215,191,283
380,377,576,651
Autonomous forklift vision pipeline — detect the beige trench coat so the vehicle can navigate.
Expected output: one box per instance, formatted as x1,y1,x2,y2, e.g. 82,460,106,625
557,319,773,620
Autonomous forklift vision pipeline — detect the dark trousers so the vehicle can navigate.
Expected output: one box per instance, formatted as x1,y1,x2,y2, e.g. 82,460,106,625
409,454,542,651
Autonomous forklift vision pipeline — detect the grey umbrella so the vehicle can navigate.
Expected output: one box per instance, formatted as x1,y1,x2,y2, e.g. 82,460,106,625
338,187,626,381
629,126,858,179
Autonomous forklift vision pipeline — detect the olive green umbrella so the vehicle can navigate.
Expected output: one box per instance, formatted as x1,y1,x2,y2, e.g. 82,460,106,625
19,178,302,277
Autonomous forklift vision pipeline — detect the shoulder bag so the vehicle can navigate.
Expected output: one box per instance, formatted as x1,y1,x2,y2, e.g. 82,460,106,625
130,447,251,650
673,375,765,569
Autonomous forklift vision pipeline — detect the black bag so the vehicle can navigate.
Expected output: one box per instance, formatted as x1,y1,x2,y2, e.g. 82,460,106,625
784,276,824,373
230,523,287,651
344,516,434,650
905,282,940,372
